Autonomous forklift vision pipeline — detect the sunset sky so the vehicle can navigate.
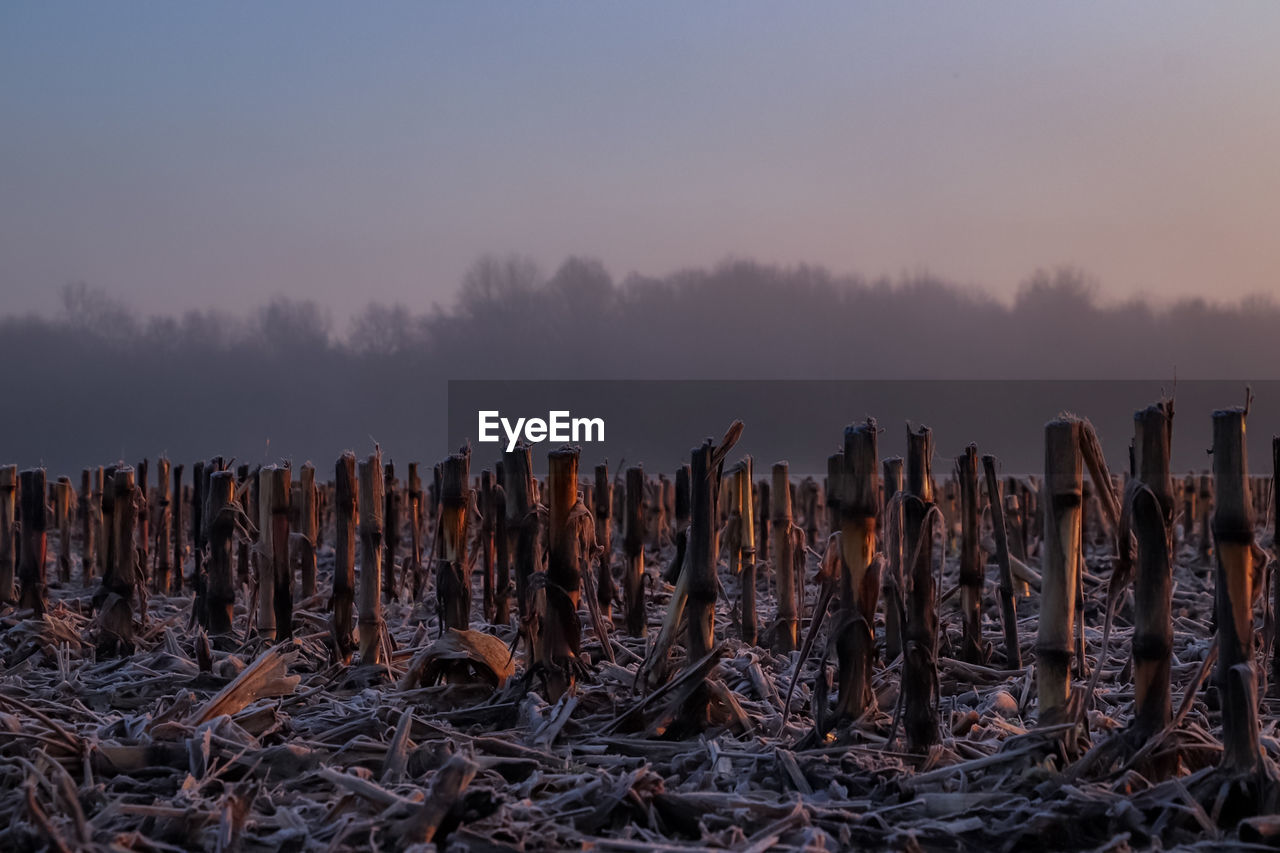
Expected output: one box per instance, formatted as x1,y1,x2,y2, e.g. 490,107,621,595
3,2,1279,319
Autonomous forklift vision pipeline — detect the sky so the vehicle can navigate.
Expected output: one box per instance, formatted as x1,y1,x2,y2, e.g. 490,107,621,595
3,2,1280,320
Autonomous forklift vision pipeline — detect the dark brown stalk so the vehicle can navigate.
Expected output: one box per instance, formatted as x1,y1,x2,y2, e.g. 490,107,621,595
80,468,96,586
332,452,358,664
677,429,739,729
1212,406,1262,773
834,419,880,722
407,462,425,602
624,466,646,636
246,465,260,601
206,470,237,636
738,458,757,646
171,464,184,594
54,476,73,585
1131,403,1177,515
882,456,904,663
903,425,938,752
772,461,797,653
956,444,983,663
92,467,105,582
154,458,171,594
675,464,690,536
100,465,117,603
540,447,584,700
98,467,136,653
593,463,615,622
267,465,293,640
687,440,720,665
358,452,385,662
493,478,511,625
479,469,496,621
299,463,317,599
18,469,49,614
437,451,472,631
192,460,206,616
982,455,1021,669
135,459,149,584
1039,418,1083,725
383,462,399,602
234,463,249,588
503,444,537,630
1129,481,1172,739
757,477,770,569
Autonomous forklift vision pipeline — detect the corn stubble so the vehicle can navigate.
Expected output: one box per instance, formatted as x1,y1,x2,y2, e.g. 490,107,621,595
3,400,1280,850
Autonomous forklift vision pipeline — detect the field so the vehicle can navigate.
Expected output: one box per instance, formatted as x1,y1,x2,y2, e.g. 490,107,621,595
1,403,1277,852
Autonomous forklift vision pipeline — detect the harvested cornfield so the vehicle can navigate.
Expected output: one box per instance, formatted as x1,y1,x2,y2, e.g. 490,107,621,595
3,402,1280,852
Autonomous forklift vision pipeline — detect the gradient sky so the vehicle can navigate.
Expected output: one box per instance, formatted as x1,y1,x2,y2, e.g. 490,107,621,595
3,2,1279,320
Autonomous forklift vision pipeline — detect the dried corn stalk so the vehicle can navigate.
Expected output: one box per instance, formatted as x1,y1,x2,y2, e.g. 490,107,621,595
537,447,586,700
298,462,318,598
833,420,879,722
97,467,136,653
982,455,1021,669
772,461,797,653
624,466,646,636
206,470,237,636
358,452,384,663
1212,406,1262,773
437,450,472,631
903,425,938,752
956,444,984,663
332,452,358,663
1130,401,1174,739
593,463,615,623
1039,417,1082,726
737,458,757,646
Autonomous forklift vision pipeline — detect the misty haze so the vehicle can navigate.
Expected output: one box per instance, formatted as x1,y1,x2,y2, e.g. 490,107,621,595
4,261,1277,473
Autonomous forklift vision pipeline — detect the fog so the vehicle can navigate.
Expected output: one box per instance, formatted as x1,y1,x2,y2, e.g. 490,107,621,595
3,258,1276,475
